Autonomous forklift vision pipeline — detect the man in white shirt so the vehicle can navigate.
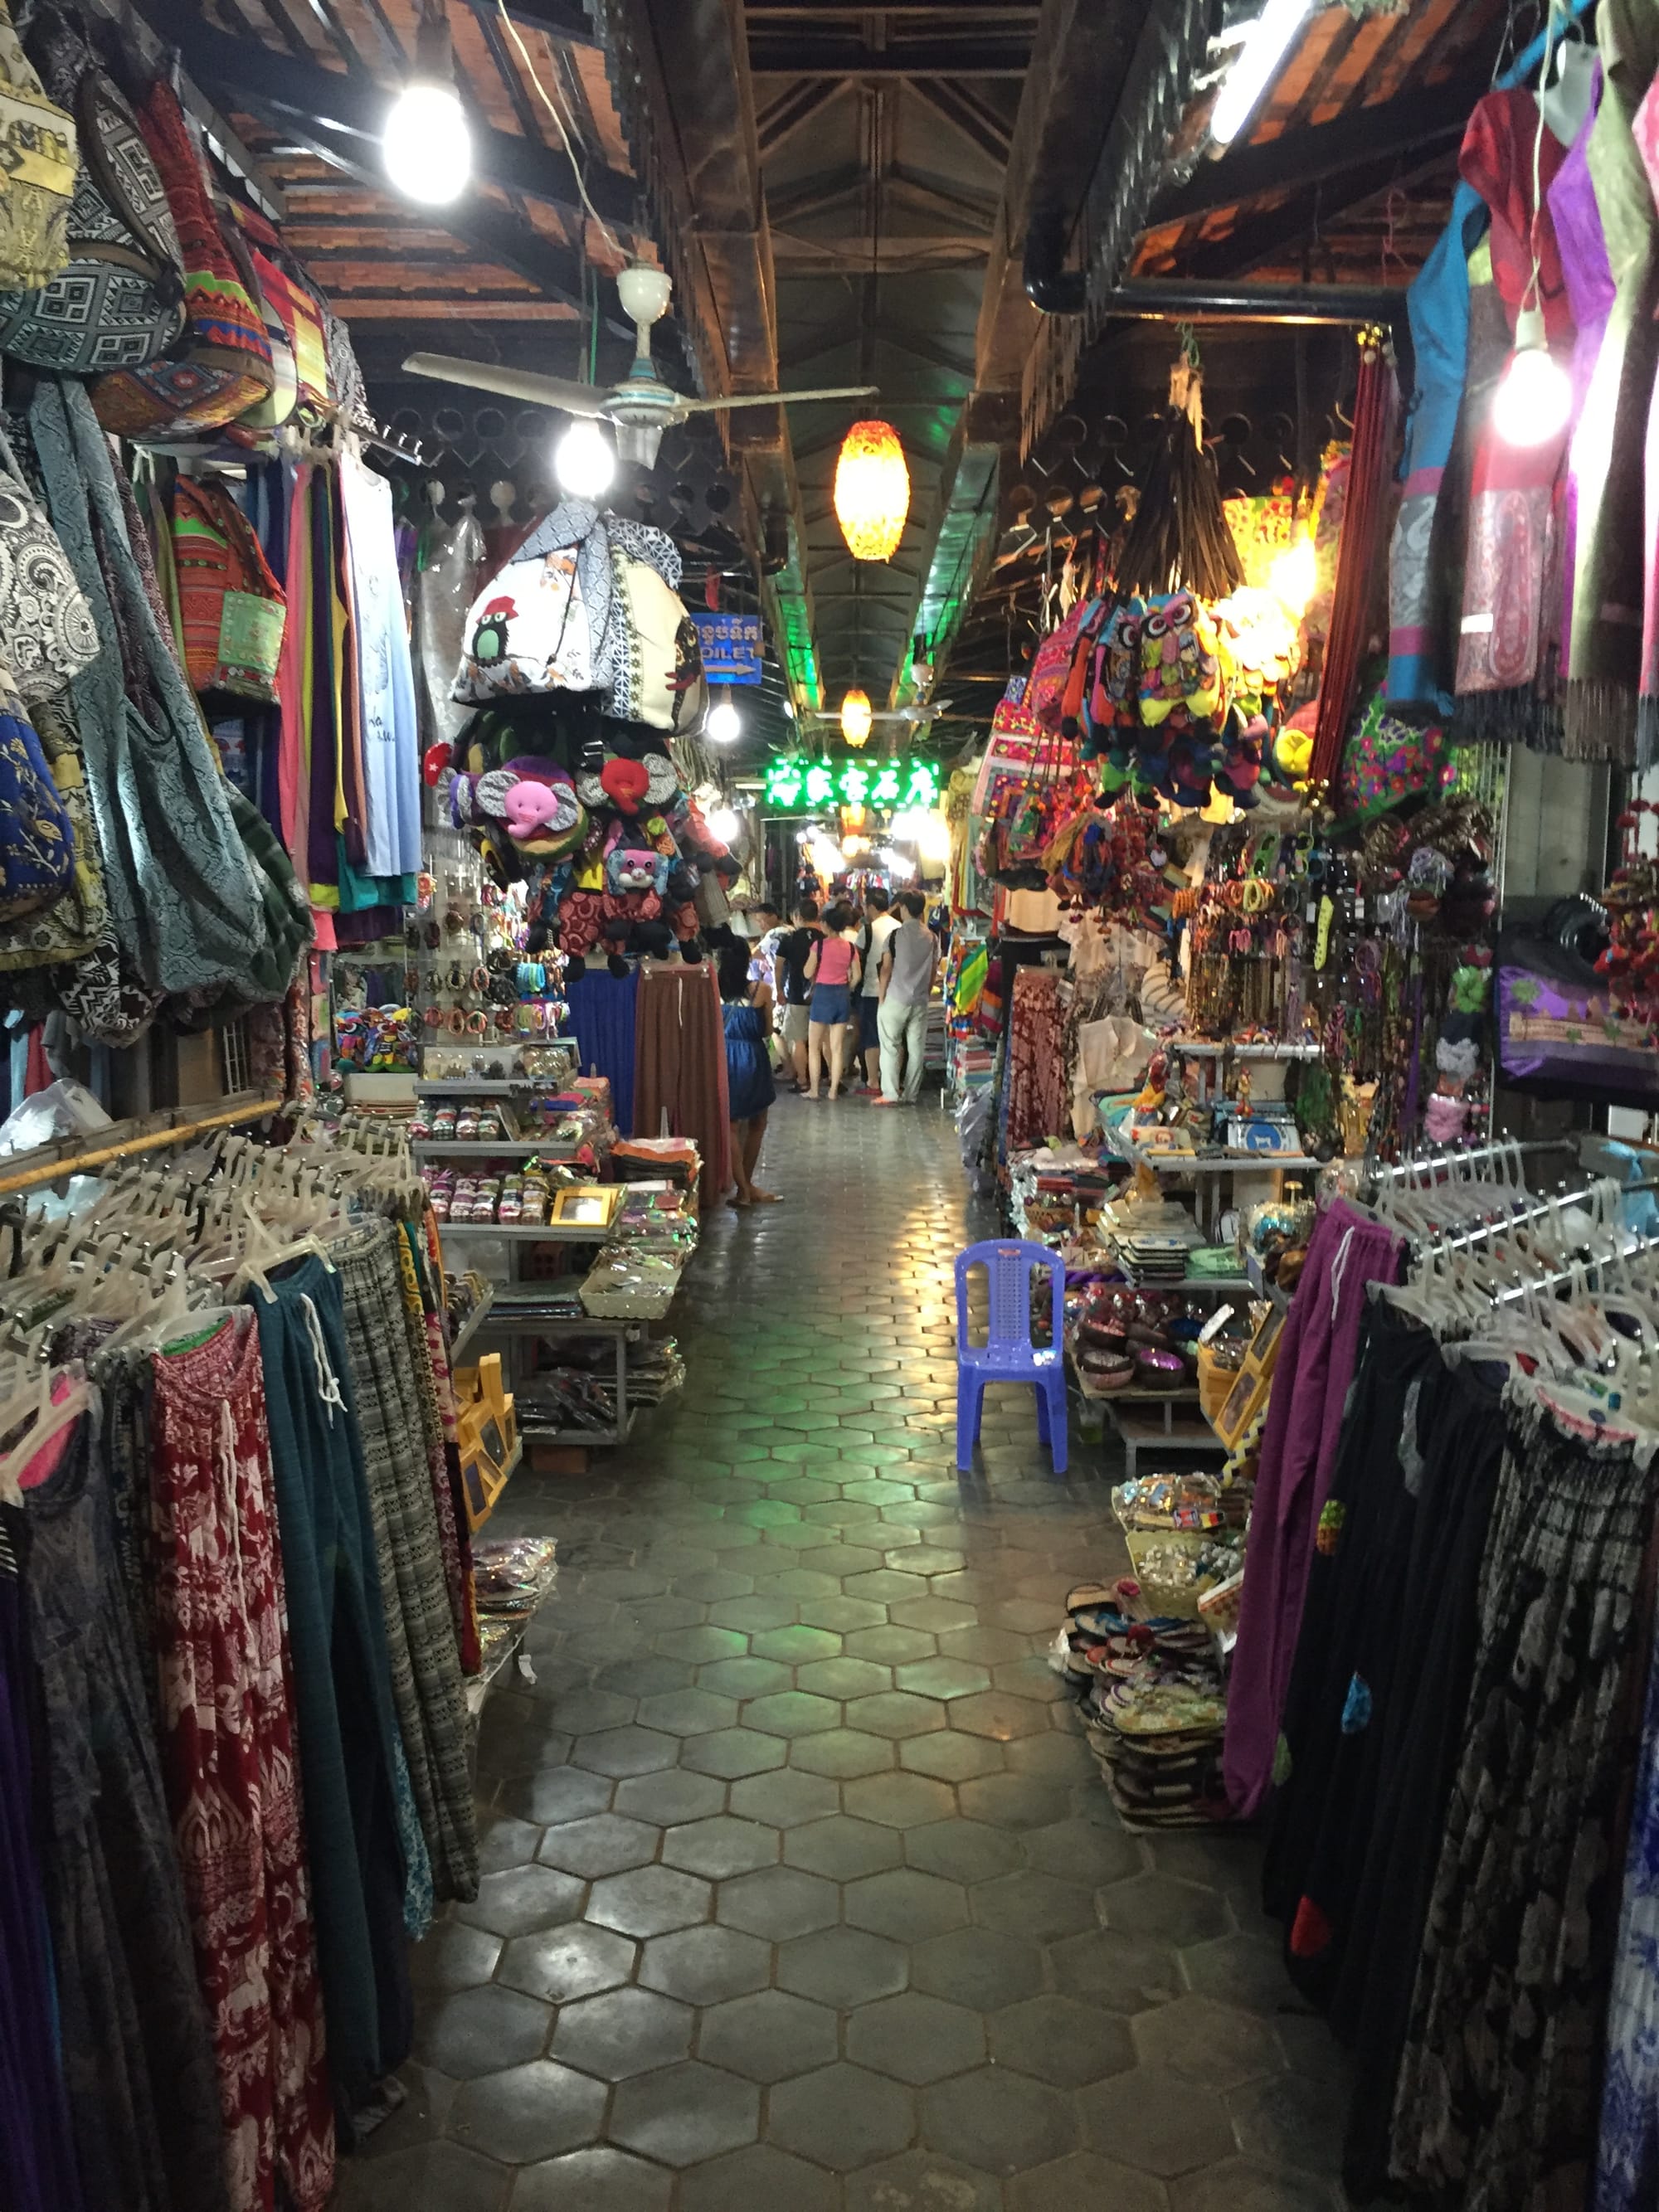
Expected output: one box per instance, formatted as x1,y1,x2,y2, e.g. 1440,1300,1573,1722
873,889,937,1105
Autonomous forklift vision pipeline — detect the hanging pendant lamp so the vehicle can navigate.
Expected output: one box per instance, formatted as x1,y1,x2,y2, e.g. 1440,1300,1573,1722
841,688,873,747
834,421,909,562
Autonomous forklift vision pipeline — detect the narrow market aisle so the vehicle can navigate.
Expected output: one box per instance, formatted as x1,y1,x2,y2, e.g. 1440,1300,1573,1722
337,1098,1348,2211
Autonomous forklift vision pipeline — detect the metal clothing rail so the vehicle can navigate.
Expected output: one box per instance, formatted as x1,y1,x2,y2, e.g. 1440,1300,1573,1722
1365,1137,1577,1191
0,1091,282,1198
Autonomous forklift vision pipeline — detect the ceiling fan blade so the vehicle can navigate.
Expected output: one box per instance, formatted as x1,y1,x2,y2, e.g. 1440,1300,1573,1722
401,353,607,416
676,385,880,414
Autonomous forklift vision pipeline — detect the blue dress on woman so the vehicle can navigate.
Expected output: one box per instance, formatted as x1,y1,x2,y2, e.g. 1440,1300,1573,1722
723,1000,776,1121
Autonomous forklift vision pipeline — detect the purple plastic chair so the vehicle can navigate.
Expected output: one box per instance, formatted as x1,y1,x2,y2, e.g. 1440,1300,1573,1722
954,1239,1067,1474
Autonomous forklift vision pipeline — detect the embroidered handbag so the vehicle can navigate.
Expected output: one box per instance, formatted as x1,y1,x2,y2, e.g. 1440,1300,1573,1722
0,6,182,372
454,543,593,702
0,416,96,702
0,659,74,923
227,199,329,420
1336,693,1451,821
0,0,75,292
169,474,285,701
90,79,273,438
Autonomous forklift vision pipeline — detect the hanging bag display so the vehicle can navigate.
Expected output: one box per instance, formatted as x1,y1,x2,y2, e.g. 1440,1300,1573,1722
0,5,183,372
90,78,274,438
0,0,75,292
0,654,75,923
169,474,286,702
0,413,96,702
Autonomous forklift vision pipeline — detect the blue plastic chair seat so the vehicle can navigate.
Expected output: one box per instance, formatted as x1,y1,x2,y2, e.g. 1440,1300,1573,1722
953,1238,1068,1475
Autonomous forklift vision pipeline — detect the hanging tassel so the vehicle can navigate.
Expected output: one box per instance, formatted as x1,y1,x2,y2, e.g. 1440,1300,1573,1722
1310,330,1402,789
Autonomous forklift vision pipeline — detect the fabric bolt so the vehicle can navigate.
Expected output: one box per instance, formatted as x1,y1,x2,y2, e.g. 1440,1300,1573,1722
148,1311,335,2212
18,1410,229,2212
1598,1582,1659,2210
1567,0,1659,761
878,995,929,1103
1388,1388,1659,2210
564,965,640,1135
339,453,421,879
331,1218,478,1903
723,999,775,1121
634,963,732,1199
1262,1302,1446,1999
249,1258,413,2120
0,1539,85,2212
1337,1357,1506,2201
1548,61,1612,682
1005,966,1068,1150
1223,1200,1404,1820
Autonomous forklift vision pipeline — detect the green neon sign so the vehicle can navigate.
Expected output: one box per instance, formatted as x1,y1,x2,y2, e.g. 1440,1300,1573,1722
763,755,939,810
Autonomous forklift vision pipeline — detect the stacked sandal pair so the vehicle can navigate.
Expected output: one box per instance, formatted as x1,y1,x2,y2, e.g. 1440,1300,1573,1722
1059,1581,1233,1830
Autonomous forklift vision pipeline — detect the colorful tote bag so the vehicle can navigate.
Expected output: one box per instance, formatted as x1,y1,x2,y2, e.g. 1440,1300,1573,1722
0,5,182,372
1337,693,1452,820
0,0,75,292
169,474,285,701
0,659,74,923
454,544,593,702
0,417,96,702
90,79,273,438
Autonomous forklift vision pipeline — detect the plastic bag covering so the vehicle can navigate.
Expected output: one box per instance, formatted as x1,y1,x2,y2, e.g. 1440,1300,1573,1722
0,1073,109,1156
418,497,484,748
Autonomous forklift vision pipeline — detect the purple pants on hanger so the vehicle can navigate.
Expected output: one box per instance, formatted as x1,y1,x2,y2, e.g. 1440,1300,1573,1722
1223,1198,1404,1820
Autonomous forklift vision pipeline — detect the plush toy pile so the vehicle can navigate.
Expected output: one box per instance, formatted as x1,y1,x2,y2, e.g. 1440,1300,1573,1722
427,500,739,975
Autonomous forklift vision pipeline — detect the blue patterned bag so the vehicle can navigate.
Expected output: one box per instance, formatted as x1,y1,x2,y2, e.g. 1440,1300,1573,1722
0,694,74,921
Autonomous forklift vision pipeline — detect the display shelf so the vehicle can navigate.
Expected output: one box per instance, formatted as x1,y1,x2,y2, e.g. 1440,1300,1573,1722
1102,1400,1227,1480
416,1079,543,1096
520,1407,640,1447
449,1295,496,1364
1165,1038,1323,1060
437,1220,616,1242
414,1140,580,1158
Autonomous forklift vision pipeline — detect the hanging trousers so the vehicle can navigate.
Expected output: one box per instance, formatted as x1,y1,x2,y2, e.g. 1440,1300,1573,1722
251,1258,413,2121
633,964,732,1199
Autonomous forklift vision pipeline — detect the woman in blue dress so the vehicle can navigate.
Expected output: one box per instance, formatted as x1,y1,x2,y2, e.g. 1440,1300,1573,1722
718,940,780,1206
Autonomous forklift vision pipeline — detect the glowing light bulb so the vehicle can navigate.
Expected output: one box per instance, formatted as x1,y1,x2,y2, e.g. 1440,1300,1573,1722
383,81,471,205
706,698,742,743
706,805,739,842
553,418,615,499
1492,306,1572,448
1267,532,1317,616
840,688,873,747
1211,0,1311,147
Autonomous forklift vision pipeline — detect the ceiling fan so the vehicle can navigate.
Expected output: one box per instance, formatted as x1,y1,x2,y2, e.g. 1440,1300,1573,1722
801,702,956,725
402,261,877,467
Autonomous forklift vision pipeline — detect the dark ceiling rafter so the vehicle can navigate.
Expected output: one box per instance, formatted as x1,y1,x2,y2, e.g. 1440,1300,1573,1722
1151,75,1481,230
748,50,1030,78
907,78,1013,165
166,17,639,230
756,80,841,156
498,0,601,43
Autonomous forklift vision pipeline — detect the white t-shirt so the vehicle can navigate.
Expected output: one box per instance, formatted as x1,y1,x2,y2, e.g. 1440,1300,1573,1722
862,913,900,994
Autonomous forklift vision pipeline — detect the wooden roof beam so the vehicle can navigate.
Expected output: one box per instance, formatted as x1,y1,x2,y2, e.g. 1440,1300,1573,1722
906,77,1013,166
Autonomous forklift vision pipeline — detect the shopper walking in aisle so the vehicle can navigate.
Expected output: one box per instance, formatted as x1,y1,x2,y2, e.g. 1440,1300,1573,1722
774,898,824,1094
718,941,781,1204
856,887,899,1094
802,902,861,1100
747,903,786,1072
874,887,938,1105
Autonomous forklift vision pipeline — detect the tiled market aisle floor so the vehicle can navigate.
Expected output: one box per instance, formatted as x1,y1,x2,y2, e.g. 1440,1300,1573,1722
336,1093,1349,2211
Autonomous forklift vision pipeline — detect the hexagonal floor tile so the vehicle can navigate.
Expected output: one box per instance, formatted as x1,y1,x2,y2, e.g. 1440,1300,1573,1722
729,1767,840,1828
696,1988,839,2083
973,1870,1098,1944
766,2062,914,2172
899,1731,1007,1783
497,1923,637,2005
536,1814,659,1880
790,1728,896,1779
718,1864,840,1940
1102,1874,1233,1947
654,1626,748,1665
799,1595,887,1633
501,1767,615,1827
785,1814,905,1880
410,1922,501,1997
455,1865,586,1938
920,2066,1079,2177
413,1984,552,2078
679,1728,789,1781
751,1624,843,1664
445,2059,605,2162
586,1864,711,1938
1132,1996,1286,2093
842,1772,956,1829
990,1995,1136,2088
1049,1929,1183,2014
1227,2070,1345,2174
1180,1932,1298,2014
845,1691,948,1740
903,1817,1024,1885
912,1926,1044,2010
545,1687,636,1735
512,2146,674,2211
1008,2151,1170,2212
844,1866,969,1942
893,1656,994,1700
612,1768,727,1826
550,1986,693,2080
572,1727,680,1779
662,1816,778,1879
637,1689,741,1738
476,1815,541,1874
844,2149,1004,2212
696,1657,794,1700
608,2061,760,2168
796,1656,893,1700
1022,1816,1143,1887
639,1924,771,2006
845,1990,985,2084
678,2145,839,2212
947,1691,1053,1743
956,1776,1071,1830
333,2140,519,2210
776,1925,909,2008
1080,2068,1236,2178
742,1690,842,1737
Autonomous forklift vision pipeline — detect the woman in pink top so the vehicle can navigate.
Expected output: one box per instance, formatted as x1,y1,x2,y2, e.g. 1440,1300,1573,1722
802,903,863,1099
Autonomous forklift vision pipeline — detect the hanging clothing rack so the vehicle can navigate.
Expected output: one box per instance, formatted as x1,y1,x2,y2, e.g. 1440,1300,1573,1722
0,1091,281,1198
1365,1136,1579,1191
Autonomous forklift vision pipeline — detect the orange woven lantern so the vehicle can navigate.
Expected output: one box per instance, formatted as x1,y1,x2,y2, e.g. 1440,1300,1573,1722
840,688,873,747
834,420,909,562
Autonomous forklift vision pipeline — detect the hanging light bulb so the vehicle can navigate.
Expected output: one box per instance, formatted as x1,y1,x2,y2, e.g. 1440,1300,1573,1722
1210,0,1311,147
840,688,873,748
553,418,615,499
706,805,740,843
1492,303,1573,448
1267,531,1318,616
834,421,909,562
706,695,742,743
383,1,471,203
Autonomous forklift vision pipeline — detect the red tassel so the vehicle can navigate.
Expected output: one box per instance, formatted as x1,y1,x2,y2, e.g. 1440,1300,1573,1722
1310,337,1401,790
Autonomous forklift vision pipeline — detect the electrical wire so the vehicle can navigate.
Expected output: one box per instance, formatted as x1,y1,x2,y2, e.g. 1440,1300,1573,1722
495,0,624,261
